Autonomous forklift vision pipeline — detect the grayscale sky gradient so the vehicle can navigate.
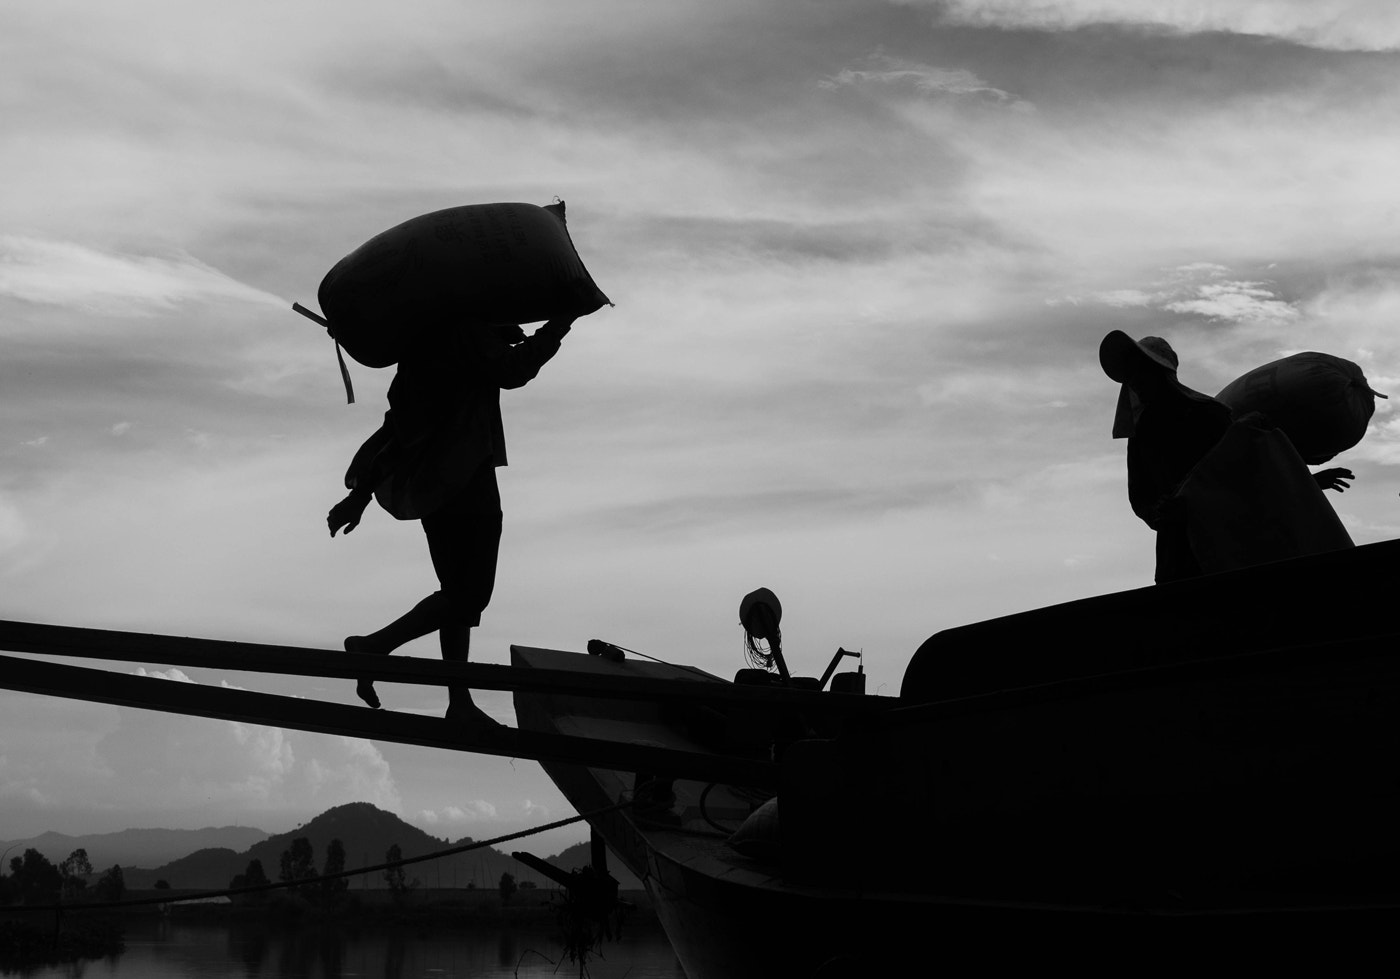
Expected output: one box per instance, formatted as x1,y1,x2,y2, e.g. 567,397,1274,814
3,0,1398,855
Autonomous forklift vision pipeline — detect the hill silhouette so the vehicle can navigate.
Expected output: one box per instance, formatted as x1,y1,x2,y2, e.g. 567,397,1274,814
0,826,269,871
120,802,641,891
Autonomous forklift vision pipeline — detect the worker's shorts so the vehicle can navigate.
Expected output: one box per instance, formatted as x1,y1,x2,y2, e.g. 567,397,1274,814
421,465,503,627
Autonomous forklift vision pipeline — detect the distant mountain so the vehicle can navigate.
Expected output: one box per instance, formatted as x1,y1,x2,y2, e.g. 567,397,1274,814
0,826,269,872
121,802,635,893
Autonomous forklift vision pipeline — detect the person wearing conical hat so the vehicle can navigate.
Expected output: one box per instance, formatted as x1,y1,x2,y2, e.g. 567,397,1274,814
1100,331,1233,583
1102,331,1361,581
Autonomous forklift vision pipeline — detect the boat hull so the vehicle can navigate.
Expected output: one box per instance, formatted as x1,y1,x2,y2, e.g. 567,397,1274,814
529,716,1400,977
513,544,1400,975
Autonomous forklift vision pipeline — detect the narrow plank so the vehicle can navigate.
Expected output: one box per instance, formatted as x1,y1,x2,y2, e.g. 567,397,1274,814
0,652,776,786
0,619,892,714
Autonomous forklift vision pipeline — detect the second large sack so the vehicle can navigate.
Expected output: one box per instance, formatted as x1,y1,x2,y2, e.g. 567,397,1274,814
318,201,610,368
1215,352,1385,464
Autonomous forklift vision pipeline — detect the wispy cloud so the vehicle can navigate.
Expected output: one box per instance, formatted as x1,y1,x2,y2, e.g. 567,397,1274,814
1345,419,1400,465
911,0,1400,52
1164,281,1300,323
821,51,1033,111
132,667,194,682
419,800,499,825
1063,264,1300,324
916,366,1091,407
0,237,284,315
93,687,400,814
1082,289,1155,308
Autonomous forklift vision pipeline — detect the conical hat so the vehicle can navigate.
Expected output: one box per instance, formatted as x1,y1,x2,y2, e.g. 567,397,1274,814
1100,331,1223,438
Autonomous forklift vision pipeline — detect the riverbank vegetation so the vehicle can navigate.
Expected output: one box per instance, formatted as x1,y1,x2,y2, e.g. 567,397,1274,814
2,831,648,971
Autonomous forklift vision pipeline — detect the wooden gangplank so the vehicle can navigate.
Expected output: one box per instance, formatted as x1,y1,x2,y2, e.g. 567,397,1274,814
0,651,775,786
0,619,892,715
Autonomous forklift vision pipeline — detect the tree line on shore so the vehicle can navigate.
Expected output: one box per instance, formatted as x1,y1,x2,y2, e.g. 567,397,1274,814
1,847,127,906
2,835,527,910
230,835,529,906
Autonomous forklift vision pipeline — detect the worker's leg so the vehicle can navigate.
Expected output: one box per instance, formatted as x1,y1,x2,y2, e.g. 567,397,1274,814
352,592,445,652
426,468,503,726
347,593,445,708
439,623,497,727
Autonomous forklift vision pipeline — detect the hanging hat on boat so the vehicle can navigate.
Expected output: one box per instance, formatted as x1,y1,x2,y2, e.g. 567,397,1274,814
739,588,782,672
739,588,781,638
1100,331,1221,438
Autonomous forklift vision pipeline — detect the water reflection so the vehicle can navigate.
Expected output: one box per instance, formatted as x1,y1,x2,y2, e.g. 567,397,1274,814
382,930,405,979
495,929,517,968
12,917,685,979
227,923,266,977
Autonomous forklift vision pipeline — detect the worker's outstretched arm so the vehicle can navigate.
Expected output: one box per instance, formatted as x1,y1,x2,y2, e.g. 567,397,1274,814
476,317,577,390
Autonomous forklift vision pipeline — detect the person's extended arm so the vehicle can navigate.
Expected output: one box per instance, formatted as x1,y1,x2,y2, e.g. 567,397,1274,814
1314,467,1355,492
329,415,398,536
328,488,371,537
476,317,576,389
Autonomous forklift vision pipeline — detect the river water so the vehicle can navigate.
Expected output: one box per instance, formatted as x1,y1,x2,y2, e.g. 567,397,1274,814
9,917,686,979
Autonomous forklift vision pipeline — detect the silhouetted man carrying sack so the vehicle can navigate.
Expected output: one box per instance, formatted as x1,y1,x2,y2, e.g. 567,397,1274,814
327,317,576,729
1101,330,1354,583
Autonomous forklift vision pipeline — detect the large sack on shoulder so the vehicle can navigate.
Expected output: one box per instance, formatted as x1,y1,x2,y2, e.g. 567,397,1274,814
1180,419,1353,575
318,201,610,368
1215,352,1384,464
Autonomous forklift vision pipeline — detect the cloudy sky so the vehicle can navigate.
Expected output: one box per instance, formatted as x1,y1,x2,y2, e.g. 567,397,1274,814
3,0,1399,856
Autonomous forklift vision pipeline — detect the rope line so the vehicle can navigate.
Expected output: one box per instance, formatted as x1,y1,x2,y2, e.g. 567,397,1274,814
603,641,718,683
5,799,635,915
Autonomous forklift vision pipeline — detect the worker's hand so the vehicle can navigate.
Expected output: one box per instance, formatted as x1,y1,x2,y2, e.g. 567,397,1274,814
536,316,576,341
1314,468,1355,493
328,492,370,537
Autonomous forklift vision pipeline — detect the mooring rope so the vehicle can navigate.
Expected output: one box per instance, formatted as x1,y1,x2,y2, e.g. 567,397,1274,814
5,798,636,915
591,639,718,683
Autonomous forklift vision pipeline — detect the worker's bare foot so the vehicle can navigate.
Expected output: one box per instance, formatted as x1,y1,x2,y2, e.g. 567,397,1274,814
354,680,381,709
346,637,382,709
